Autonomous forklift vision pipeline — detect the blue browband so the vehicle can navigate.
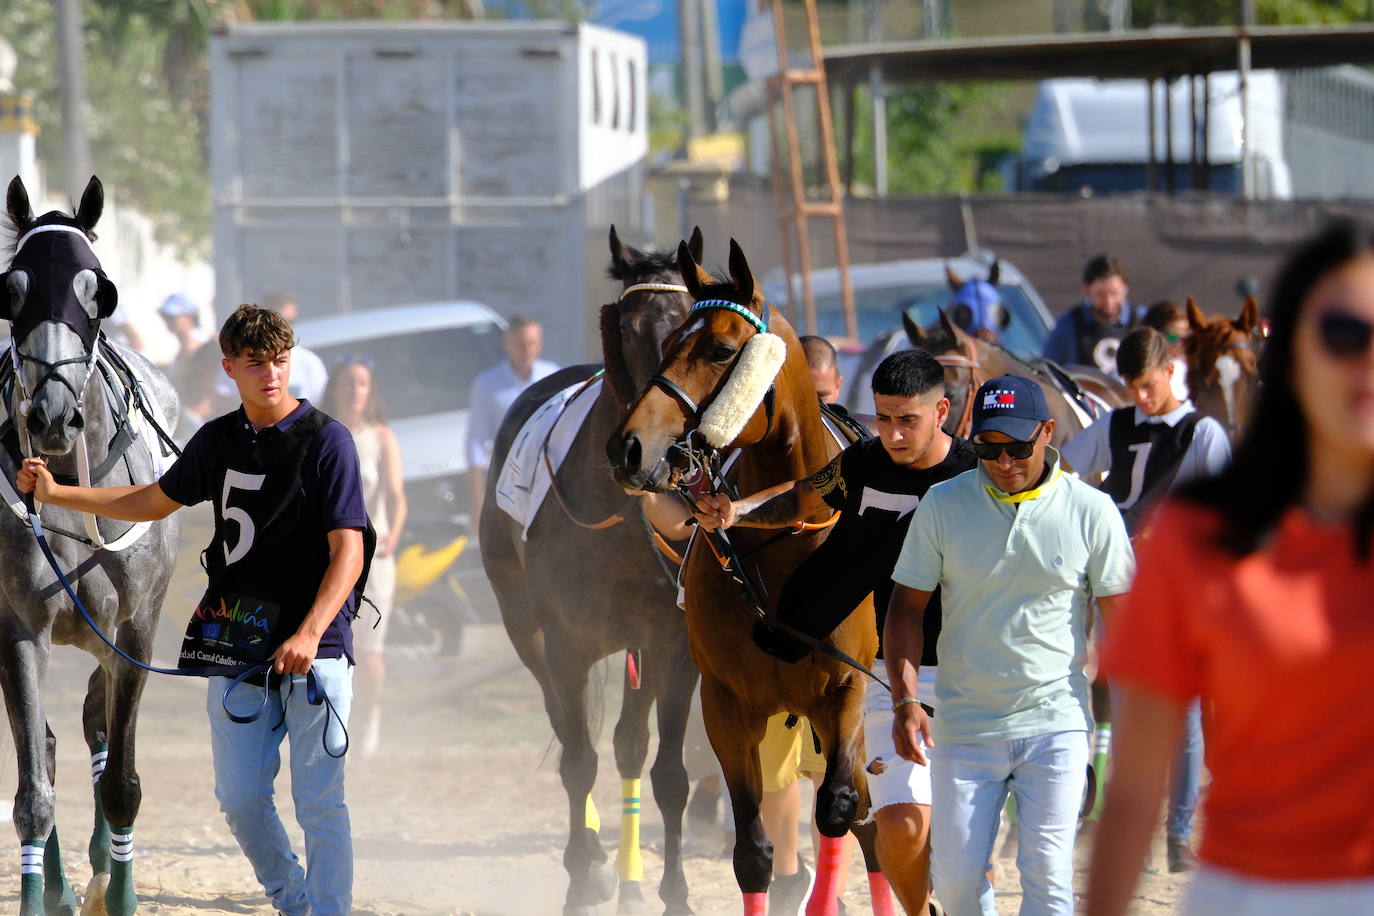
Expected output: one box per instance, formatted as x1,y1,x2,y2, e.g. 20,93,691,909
691,299,769,335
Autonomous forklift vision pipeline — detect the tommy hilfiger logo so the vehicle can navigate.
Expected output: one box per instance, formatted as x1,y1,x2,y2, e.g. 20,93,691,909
983,390,1017,409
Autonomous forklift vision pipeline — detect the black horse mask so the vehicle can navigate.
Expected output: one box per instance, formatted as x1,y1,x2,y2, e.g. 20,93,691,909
2,220,117,351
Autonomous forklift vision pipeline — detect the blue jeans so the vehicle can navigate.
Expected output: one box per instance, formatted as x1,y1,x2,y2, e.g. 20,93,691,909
931,730,1089,916
1168,699,1203,843
208,657,353,916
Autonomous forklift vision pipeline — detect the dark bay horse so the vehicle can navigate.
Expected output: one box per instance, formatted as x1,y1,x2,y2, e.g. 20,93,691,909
480,227,701,915
1185,296,1261,441
0,176,180,915
606,240,876,916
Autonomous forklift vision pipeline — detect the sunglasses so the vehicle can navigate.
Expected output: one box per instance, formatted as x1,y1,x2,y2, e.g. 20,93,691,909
1165,331,1190,344
971,427,1041,462
335,354,376,369
1317,311,1374,359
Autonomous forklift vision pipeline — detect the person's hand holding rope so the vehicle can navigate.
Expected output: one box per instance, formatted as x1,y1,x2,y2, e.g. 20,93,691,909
17,457,55,502
693,492,735,531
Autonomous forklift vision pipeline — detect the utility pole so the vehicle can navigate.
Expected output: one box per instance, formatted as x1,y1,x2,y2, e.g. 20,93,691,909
678,0,706,139
1237,0,1255,198
700,0,724,133
54,0,92,198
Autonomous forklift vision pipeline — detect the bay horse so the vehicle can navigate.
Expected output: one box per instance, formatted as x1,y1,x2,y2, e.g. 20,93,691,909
1185,296,1261,441
606,239,878,916
905,309,1130,447
0,176,180,916
480,227,701,915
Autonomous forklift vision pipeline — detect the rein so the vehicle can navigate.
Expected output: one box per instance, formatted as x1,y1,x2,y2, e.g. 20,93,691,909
934,351,985,440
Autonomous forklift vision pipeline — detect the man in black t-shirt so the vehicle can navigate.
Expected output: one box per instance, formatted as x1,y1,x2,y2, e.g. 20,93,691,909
696,349,976,916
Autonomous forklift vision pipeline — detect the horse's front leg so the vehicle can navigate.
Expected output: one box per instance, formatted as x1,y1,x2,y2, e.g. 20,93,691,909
648,632,698,916
81,669,112,881
95,614,155,916
806,679,868,916
610,649,655,915
699,675,769,916
0,628,64,916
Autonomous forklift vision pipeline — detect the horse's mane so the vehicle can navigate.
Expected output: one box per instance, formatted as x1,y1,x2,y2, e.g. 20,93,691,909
606,248,683,284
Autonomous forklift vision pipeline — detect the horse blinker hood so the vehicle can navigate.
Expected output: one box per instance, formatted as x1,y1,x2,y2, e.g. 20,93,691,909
2,222,117,349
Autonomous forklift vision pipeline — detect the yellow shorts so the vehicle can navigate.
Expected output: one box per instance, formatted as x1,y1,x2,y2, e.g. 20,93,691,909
758,712,826,793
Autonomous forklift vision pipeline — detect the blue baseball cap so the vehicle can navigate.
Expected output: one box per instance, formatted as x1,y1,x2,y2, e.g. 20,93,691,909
971,375,1050,441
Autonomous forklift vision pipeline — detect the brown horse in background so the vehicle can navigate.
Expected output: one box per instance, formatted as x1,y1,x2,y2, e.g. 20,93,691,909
904,310,1130,447
606,240,878,916
481,228,701,915
1185,296,1262,441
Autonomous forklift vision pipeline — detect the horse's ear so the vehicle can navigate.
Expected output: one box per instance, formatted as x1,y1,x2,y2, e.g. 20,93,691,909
727,238,757,310
76,176,103,234
938,307,964,344
902,311,924,347
987,259,1000,286
687,225,704,264
609,224,627,270
6,176,33,234
945,262,962,291
1238,295,1260,334
1185,296,1208,332
677,240,709,298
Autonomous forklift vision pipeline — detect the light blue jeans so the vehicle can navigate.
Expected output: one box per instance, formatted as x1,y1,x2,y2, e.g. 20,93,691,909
931,730,1089,916
1168,699,1203,842
208,657,353,916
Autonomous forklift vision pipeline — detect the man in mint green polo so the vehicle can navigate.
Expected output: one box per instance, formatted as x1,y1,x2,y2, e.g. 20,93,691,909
883,375,1134,916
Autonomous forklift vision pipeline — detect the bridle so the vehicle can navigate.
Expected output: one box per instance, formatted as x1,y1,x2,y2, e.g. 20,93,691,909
933,349,986,440
1192,337,1256,439
9,333,99,440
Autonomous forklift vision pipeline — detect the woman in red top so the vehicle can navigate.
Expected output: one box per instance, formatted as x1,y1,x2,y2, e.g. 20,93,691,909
1088,221,1374,916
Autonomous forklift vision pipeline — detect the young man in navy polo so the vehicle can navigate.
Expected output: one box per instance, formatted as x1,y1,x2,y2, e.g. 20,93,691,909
19,304,368,916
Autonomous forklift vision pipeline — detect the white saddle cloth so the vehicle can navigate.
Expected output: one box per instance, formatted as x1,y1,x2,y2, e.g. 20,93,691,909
495,377,602,541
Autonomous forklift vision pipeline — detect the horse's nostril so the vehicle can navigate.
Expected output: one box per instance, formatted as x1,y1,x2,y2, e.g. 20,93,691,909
68,411,83,431
623,434,643,474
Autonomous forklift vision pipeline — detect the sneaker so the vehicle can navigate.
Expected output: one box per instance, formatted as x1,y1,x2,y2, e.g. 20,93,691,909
768,859,814,916
1167,836,1197,874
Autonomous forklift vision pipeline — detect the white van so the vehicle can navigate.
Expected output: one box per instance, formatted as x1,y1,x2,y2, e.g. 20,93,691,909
295,301,508,527
1011,71,1292,198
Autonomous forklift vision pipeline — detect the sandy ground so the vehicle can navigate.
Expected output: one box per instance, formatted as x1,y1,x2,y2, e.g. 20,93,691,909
0,510,1190,914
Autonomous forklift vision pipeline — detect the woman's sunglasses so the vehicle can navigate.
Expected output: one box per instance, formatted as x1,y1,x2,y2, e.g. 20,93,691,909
1317,311,1374,359
335,354,376,369
971,432,1039,462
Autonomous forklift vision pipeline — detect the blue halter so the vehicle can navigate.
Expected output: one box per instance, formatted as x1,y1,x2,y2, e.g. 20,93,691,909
690,299,769,334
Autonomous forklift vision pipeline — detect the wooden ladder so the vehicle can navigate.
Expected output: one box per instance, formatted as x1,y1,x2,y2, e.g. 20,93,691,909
764,0,856,339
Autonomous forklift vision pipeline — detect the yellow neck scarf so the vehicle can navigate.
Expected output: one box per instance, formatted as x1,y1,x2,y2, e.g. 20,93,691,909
985,467,1063,504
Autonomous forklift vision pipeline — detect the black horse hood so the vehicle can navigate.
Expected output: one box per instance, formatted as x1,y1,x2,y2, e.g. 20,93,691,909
3,218,117,350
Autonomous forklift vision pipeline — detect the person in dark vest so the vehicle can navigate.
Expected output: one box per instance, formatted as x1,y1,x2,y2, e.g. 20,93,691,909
1043,255,1146,375
1060,326,1230,874
18,304,369,916
694,349,978,916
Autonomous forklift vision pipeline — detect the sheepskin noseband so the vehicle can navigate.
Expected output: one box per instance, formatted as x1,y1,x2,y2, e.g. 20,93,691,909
692,300,787,447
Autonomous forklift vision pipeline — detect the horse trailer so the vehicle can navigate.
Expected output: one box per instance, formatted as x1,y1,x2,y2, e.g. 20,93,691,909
209,21,649,365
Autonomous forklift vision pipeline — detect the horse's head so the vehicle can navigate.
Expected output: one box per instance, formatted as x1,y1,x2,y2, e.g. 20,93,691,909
599,225,701,406
906,308,984,437
607,238,793,493
1185,295,1261,440
946,260,1008,344
3,176,116,455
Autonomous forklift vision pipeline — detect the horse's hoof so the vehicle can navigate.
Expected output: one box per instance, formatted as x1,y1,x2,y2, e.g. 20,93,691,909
79,873,108,916
662,903,695,916
617,881,650,914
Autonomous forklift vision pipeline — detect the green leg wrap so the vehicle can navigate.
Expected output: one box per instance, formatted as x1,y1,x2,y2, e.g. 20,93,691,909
43,827,78,915
20,840,46,916
105,827,136,916
1090,721,1112,821
89,745,111,876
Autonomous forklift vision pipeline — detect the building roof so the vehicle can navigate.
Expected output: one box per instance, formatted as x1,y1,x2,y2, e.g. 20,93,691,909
823,25,1374,84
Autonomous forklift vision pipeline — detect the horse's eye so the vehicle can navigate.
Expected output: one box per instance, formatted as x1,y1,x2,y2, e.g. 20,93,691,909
709,343,737,363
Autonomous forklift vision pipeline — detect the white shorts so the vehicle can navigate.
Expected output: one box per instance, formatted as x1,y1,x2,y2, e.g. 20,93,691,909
862,661,937,812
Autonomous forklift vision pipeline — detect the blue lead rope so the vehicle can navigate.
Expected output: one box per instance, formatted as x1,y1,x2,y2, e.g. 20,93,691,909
27,507,349,757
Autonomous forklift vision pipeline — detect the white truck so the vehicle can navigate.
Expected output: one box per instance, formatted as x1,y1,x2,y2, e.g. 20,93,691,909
1010,66,1374,200
209,20,650,365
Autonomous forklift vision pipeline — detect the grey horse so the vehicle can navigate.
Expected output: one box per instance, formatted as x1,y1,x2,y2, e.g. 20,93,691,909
1,176,180,916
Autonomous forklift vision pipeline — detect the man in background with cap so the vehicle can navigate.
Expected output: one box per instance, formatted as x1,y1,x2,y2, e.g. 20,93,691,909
883,375,1134,916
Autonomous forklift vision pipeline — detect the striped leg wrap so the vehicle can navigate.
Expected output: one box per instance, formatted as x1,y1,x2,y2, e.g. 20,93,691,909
615,778,643,882
109,830,133,863
21,843,44,875
91,748,109,786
